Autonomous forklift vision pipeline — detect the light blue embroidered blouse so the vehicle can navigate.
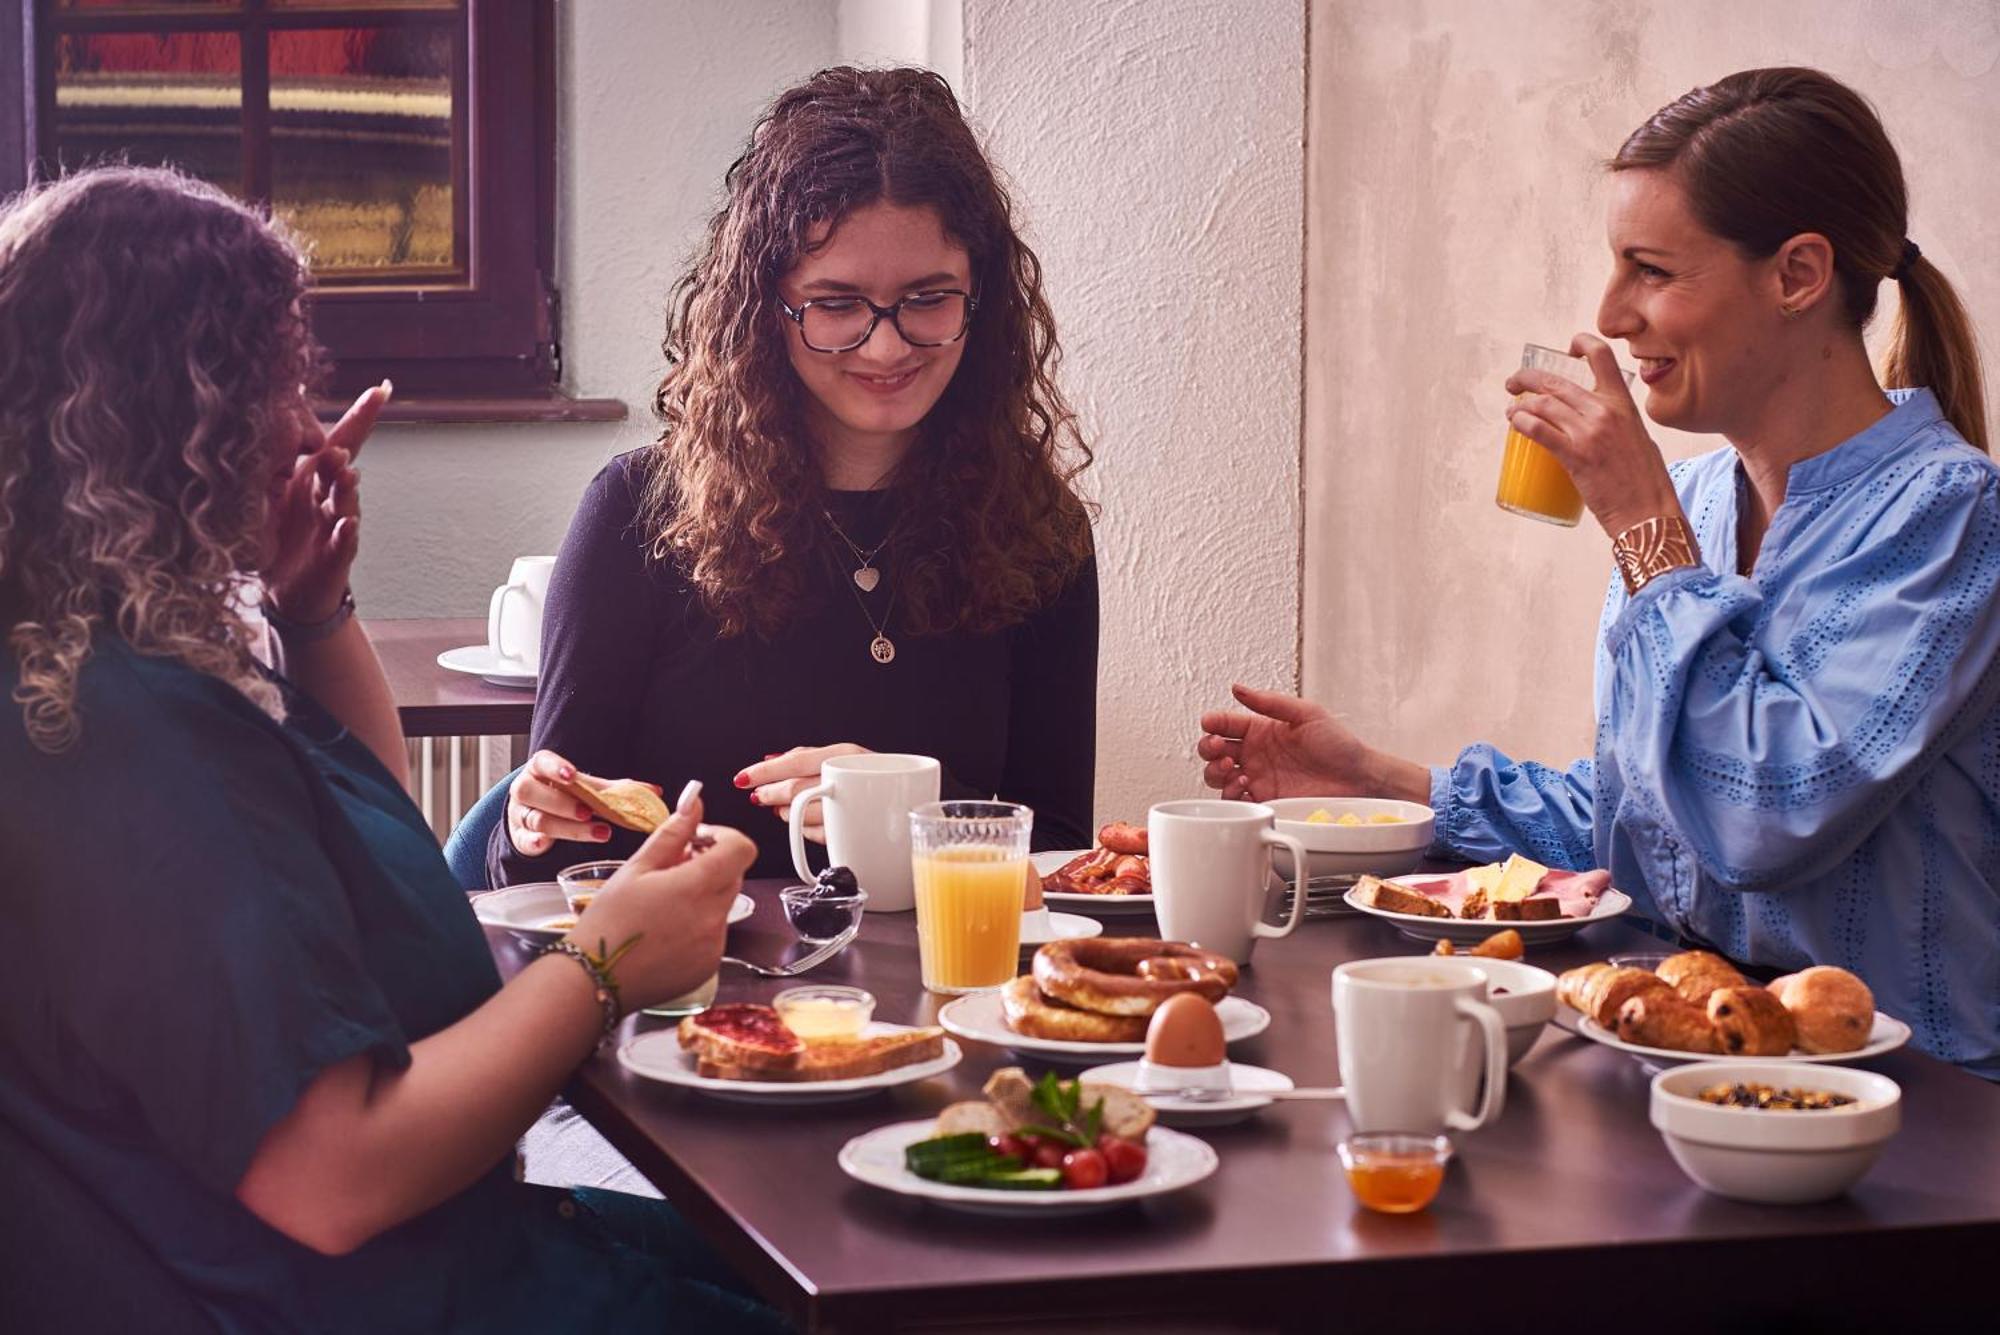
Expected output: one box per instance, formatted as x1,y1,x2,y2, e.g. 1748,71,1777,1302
1430,390,2000,1078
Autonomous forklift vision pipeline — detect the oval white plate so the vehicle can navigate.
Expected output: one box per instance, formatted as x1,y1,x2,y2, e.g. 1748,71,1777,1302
1575,1011,1911,1069
839,1118,1217,1216
618,1023,962,1104
937,991,1271,1065
1018,909,1104,947
436,643,537,689
1033,849,1155,917
472,882,754,946
1077,1060,1296,1127
1341,876,1633,947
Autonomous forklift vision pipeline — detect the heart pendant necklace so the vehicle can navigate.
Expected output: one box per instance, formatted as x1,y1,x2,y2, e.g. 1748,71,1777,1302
823,509,891,594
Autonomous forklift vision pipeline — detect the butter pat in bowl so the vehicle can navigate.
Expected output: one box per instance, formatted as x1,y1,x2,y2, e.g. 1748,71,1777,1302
1265,797,1435,880
773,985,876,1042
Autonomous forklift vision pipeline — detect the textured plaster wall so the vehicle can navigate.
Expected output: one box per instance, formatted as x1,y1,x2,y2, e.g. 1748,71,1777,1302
965,0,1307,824
1304,0,2000,774
348,1,836,616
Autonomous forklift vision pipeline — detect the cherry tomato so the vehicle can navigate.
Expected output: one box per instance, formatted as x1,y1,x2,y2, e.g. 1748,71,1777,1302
1098,1135,1148,1185
1060,1147,1108,1190
1032,1140,1068,1171
989,1134,1028,1164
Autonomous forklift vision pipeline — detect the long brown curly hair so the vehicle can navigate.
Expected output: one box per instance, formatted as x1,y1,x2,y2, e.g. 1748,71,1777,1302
645,66,1094,639
0,166,317,750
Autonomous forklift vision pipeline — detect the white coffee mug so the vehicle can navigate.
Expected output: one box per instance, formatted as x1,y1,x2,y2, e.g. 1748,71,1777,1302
788,753,941,912
1147,800,1309,964
487,555,555,675
1330,958,1508,1135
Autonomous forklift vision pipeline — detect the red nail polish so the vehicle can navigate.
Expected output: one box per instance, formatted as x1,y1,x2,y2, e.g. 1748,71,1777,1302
576,805,591,820
747,792,761,806
592,824,611,840
733,772,751,788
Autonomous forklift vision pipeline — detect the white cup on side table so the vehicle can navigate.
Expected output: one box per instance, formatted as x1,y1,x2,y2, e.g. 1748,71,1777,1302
787,753,941,912
487,555,555,677
1331,958,1508,1135
1148,799,1309,964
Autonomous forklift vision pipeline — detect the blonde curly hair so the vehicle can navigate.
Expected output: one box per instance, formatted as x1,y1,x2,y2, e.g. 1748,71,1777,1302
0,166,317,751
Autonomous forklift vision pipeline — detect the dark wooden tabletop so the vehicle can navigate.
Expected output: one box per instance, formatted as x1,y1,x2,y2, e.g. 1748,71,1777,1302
490,885,1999,1334
370,617,535,738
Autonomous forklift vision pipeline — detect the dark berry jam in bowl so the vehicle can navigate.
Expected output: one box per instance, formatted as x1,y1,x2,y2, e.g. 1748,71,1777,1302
781,873,869,944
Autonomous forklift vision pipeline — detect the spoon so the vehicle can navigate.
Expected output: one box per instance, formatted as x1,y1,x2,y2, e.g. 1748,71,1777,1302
720,923,860,978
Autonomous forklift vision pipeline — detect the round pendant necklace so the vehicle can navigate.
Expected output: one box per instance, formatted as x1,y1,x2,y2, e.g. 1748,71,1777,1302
845,582,898,664
823,509,892,593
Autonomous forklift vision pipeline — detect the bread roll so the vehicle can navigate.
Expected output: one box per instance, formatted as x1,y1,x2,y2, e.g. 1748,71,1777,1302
1769,966,1875,1054
1657,950,1747,1007
1707,985,1798,1056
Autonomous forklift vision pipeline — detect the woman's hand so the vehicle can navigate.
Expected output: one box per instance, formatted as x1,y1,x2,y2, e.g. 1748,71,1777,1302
506,749,654,856
1504,334,1683,539
568,789,755,1010
734,743,867,843
262,382,391,622
1197,684,1429,804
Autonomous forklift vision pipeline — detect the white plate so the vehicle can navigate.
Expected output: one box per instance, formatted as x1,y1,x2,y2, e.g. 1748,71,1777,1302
1034,849,1155,917
1341,875,1633,947
619,1023,962,1104
1018,909,1104,947
436,643,537,689
839,1118,1217,1215
472,881,754,946
1575,1011,1911,1070
938,991,1271,1065
1078,1060,1296,1127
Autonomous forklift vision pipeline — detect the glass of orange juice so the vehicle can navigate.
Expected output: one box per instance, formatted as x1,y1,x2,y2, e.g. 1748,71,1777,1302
909,800,1032,994
1496,343,1634,526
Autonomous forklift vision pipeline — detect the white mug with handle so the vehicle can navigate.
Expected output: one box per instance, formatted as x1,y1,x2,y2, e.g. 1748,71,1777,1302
1147,799,1309,964
788,753,941,912
487,555,555,675
1330,958,1508,1134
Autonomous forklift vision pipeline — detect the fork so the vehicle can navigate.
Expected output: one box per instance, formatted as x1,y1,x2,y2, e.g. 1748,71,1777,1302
719,924,860,978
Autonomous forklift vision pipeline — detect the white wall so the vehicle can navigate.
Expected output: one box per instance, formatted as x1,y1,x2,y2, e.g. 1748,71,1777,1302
349,1,836,616
1303,0,2000,773
964,0,1307,823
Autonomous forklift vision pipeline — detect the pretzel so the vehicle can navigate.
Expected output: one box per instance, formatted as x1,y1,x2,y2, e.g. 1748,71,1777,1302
1031,939,1238,1018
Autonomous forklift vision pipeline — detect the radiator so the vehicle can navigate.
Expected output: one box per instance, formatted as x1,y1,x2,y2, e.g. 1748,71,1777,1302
405,734,520,844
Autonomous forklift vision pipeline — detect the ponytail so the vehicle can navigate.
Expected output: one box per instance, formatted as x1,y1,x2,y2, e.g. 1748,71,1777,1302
1885,256,1989,454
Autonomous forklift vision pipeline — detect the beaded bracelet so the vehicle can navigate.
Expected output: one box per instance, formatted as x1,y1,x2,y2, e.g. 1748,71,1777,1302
539,939,625,1040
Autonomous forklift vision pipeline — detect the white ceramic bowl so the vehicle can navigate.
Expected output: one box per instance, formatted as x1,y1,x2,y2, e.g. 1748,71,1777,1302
1649,1061,1901,1204
1265,797,1435,880
1423,956,1556,1066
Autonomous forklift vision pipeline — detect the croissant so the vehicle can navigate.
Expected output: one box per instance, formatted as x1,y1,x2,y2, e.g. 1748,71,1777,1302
1557,963,1612,1013
1582,966,1674,1029
1769,966,1874,1054
1707,985,1798,1056
1616,992,1720,1053
1657,950,1747,1006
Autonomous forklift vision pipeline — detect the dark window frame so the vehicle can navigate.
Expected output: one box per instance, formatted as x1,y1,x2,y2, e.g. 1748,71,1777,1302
8,2,622,420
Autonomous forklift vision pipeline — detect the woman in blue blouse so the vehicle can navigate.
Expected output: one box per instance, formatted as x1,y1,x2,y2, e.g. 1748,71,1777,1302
1201,68,2000,1078
0,169,787,1331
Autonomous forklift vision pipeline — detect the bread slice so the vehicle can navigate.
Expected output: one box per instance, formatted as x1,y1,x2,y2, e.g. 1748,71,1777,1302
678,1004,802,1074
698,1027,945,1083
1353,875,1453,919
553,773,670,833
936,1100,1012,1138
977,1067,1156,1140
1486,897,1561,922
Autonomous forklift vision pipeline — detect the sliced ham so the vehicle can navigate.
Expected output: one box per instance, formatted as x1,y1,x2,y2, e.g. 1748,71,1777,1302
1400,872,1474,916
1532,868,1610,918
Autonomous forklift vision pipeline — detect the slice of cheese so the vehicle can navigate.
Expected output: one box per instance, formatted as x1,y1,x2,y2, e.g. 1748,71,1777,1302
1492,852,1550,903
1462,862,1506,904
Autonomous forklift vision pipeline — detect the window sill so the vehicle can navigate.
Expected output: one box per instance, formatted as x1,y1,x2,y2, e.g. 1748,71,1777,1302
314,393,629,426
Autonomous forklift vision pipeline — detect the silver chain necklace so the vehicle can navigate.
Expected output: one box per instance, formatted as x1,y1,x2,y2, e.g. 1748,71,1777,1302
822,509,891,593
843,580,898,664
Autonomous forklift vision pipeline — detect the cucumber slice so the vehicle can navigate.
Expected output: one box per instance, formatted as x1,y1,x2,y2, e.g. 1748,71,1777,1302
980,1168,1064,1191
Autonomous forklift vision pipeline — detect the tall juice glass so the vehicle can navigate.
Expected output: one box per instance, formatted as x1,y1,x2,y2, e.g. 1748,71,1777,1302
1496,343,1634,526
910,801,1031,994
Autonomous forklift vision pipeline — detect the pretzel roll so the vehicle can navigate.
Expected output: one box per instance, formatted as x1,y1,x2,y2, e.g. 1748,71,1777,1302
1032,939,1238,1017
1001,975,1148,1043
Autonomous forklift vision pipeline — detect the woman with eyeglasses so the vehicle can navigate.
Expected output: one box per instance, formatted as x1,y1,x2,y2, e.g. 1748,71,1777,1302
491,66,1098,886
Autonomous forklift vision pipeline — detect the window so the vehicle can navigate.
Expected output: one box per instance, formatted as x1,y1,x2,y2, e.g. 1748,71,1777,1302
7,2,620,418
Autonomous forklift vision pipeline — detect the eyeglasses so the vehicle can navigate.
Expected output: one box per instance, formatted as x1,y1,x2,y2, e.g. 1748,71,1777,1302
777,289,977,354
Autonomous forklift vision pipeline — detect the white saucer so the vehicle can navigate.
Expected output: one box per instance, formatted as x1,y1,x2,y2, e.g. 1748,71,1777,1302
1078,1060,1296,1127
471,882,754,946
437,643,537,689
1018,908,1103,947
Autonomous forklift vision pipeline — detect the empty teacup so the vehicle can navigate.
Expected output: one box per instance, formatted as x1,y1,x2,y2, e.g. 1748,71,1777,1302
1331,958,1508,1135
488,555,555,676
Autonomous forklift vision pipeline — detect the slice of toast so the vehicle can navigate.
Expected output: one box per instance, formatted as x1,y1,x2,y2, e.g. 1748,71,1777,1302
1487,896,1561,922
1353,874,1453,919
698,1027,945,1083
678,1004,801,1074
553,773,670,833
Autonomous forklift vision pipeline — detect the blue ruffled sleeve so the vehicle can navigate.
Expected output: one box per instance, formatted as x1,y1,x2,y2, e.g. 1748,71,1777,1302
1429,747,1596,870
1601,458,2000,891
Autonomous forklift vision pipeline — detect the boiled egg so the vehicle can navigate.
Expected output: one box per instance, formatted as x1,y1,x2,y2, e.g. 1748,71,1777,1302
1144,994,1227,1069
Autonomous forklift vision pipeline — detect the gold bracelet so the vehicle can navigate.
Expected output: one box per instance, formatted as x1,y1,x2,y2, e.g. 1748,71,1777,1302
1612,514,1701,595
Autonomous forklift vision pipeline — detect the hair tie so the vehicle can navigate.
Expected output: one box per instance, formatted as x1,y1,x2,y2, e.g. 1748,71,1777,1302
1891,238,1921,281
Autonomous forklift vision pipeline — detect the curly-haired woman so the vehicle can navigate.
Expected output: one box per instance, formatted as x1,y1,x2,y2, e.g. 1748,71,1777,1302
0,167,787,1332
491,66,1098,885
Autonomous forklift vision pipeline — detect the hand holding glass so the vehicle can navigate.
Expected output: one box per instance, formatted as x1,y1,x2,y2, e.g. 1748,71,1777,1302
1497,343,1635,526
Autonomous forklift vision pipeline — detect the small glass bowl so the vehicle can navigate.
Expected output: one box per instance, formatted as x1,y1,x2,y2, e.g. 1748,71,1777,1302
773,985,876,1041
1337,1133,1452,1214
780,884,868,944
557,859,624,916
1608,951,1673,973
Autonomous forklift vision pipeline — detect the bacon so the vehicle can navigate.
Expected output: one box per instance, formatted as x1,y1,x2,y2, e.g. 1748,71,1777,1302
1042,846,1152,896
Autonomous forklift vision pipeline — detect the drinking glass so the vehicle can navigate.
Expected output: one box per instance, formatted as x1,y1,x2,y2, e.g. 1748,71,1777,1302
909,801,1032,994
1496,343,1634,526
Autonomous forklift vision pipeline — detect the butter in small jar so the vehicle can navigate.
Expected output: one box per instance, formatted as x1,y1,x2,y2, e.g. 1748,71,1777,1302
772,985,876,1042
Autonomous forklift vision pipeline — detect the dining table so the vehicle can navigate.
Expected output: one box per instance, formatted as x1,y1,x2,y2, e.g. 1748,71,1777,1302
486,882,1998,1334
371,616,535,741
